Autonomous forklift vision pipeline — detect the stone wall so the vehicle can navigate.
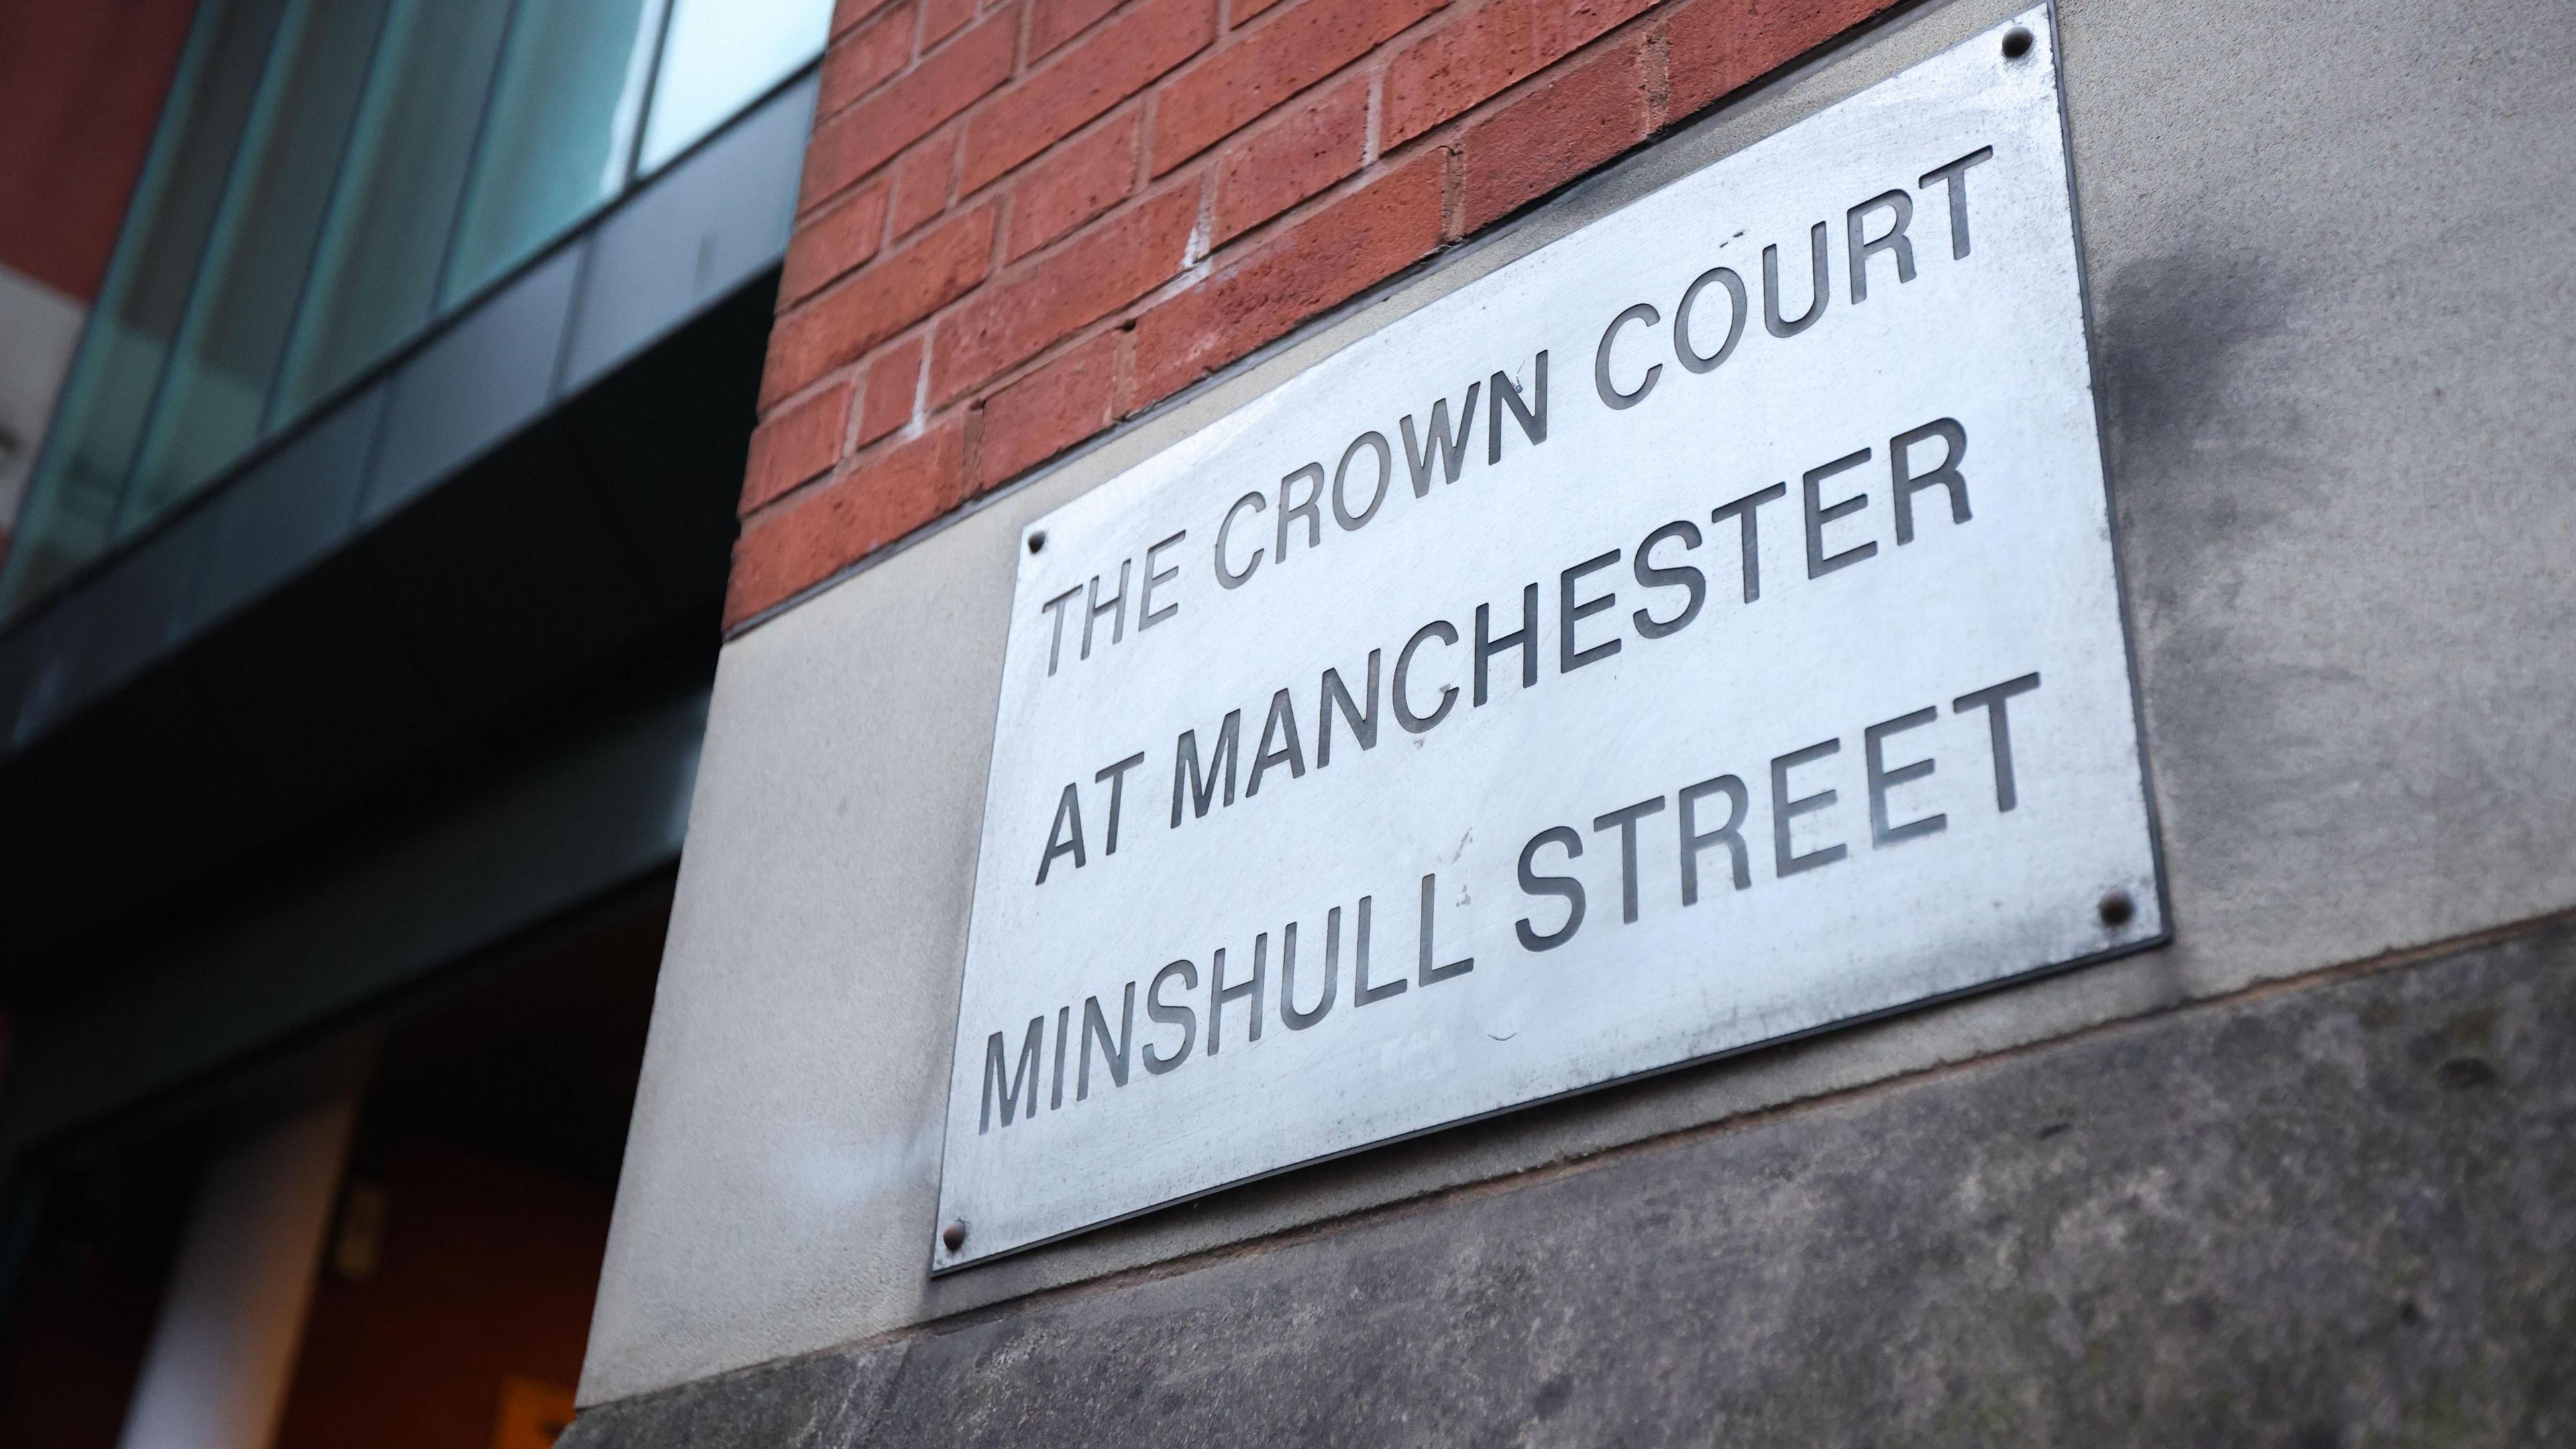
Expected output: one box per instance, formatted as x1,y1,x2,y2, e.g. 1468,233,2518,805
566,923,2576,1445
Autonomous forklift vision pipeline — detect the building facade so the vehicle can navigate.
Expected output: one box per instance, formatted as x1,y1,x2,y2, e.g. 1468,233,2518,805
0,1,825,1446
566,0,2576,1438
2,0,2573,1442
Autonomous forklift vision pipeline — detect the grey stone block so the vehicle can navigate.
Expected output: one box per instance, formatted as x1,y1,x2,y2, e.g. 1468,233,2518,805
562,921,2576,1446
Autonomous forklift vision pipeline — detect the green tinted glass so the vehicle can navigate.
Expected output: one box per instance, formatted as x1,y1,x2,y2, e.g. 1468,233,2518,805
268,0,515,424
636,0,828,174
123,0,394,534
443,0,667,308
0,0,289,608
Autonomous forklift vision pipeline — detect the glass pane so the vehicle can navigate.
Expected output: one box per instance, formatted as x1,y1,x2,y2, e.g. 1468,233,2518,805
268,0,515,425
0,0,290,610
443,0,667,307
636,0,828,174
123,0,394,533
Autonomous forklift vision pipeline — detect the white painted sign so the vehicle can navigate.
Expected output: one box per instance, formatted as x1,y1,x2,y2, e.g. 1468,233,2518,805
934,9,2158,1267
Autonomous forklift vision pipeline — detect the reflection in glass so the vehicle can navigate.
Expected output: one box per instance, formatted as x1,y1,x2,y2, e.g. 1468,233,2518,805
443,0,667,307
0,0,290,608
3,0,833,617
124,0,394,534
269,0,515,424
637,0,829,174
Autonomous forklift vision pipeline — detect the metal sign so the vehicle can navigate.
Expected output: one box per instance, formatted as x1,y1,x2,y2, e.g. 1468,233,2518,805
934,7,2157,1268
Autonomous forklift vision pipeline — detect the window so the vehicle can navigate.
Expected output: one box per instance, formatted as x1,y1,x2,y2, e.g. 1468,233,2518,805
268,0,518,423
1,0,830,616
637,0,831,174
442,0,668,307
3,0,289,603
124,0,393,533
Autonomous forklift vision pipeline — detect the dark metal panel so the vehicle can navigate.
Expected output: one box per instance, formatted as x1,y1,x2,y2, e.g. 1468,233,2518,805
0,277,760,974
0,612,47,754
360,418,660,720
558,282,771,610
362,242,582,523
182,384,384,633
0,549,458,970
0,688,706,1154
559,75,810,393
15,507,210,741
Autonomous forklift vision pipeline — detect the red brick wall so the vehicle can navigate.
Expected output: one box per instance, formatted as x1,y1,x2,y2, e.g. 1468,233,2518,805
729,0,1896,627
0,0,197,301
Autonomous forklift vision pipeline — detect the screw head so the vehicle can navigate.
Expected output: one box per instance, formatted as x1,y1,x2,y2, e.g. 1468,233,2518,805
1026,531,1046,554
2097,888,2135,928
941,1220,967,1252
2001,26,2035,59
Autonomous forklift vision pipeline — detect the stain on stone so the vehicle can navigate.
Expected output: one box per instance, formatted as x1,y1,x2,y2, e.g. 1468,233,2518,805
2436,1056,2498,1090
2094,244,2306,607
2406,1028,2451,1069
2397,1298,2424,1327
2036,1120,2072,1139
2091,243,2367,906
1532,1374,1573,1419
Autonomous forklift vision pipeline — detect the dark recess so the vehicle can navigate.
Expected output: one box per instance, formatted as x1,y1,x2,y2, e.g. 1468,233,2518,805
0,274,775,994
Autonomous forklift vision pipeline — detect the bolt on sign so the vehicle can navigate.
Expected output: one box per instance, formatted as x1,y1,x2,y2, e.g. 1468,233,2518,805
934,8,2160,1267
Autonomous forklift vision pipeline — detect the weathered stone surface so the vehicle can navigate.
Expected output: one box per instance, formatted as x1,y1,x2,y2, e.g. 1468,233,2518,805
564,922,2576,1446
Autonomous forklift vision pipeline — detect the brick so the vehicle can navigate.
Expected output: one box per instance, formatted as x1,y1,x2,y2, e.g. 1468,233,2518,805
742,382,854,511
780,180,890,305
1382,0,1654,147
1008,112,1139,260
932,184,1197,402
1148,0,1443,173
859,335,926,446
728,421,969,625
959,0,1215,194
1665,0,1895,119
1456,32,1651,230
833,0,901,36
920,0,979,48
820,4,915,115
804,13,1016,205
1132,147,1445,401
977,331,1120,483
1030,0,1123,58
891,131,960,237
1212,74,1366,243
1230,0,1291,23
764,207,996,405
